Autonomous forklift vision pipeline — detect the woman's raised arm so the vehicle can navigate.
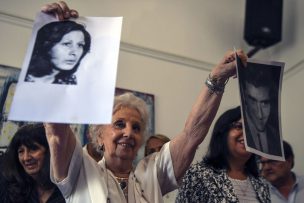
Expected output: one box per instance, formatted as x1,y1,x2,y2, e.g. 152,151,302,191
41,1,79,181
44,123,76,181
170,50,247,182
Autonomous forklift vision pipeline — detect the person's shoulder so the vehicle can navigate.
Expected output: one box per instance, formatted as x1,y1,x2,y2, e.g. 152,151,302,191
179,162,210,190
258,176,269,185
184,161,217,178
186,161,207,172
295,173,304,185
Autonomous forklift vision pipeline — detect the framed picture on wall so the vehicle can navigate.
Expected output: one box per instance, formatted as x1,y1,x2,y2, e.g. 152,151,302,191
0,74,23,154
0,65,20,90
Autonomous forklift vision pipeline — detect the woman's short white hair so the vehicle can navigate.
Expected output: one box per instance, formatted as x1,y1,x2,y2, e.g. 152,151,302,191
113,93,149,130
91,93,149,143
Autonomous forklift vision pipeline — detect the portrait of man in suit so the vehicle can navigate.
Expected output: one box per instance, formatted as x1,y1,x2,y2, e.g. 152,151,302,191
238,58,284,157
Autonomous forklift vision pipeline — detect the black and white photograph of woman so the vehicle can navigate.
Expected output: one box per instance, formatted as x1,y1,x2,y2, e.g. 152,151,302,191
8,11,123,124
24,20,91,85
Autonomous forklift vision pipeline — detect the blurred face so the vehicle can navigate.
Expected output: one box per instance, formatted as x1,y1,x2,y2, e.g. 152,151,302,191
227,119,251,160
145,137,166,156
18,142,46,177
101,107,144,162
260,157,292,185
245,83,271,132
49,30,85,71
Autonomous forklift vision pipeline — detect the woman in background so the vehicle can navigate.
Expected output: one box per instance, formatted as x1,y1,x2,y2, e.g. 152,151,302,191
144,134,170,156
0,123,65,203
176,107,270,203
25,20,91,84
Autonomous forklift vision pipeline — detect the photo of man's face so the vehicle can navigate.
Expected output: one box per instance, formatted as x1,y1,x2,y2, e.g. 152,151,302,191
245,82,271,132
236,56,285,159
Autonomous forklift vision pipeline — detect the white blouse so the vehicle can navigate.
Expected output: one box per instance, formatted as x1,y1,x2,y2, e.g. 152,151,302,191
51,141,178,203
229,177,260,203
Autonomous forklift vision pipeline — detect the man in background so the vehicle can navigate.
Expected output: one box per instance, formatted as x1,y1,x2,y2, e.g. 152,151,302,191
260,140,304,202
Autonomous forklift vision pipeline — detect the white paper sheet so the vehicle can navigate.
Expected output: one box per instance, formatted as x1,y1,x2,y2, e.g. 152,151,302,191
8,12,123,124
236,55,285,161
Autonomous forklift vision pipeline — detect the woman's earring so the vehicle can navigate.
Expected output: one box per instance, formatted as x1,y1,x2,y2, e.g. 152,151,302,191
96,144,104,157
98,144,104,153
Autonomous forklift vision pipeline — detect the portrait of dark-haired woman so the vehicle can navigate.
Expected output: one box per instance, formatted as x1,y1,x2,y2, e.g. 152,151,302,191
24,21,91,85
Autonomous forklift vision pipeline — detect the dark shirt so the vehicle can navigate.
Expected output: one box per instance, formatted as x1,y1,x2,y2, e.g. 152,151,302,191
0,178,65,203
29,187,65,203
246,124,282,156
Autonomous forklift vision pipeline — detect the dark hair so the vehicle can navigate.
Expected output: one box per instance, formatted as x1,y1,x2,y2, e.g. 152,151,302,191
25,21,91,84
283,140,294,168
204,106,259,177
241,63,282,130
244,64,274,88
1,123,54,202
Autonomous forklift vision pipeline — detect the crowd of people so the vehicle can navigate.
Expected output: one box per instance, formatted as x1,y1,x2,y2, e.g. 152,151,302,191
0,1,302,203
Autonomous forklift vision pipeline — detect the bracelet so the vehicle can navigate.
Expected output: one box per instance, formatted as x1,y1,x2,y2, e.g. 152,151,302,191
205,74,229,94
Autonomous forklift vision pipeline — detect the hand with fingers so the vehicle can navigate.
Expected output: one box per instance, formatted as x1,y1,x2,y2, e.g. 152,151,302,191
210,49,247,85
41,1,79,20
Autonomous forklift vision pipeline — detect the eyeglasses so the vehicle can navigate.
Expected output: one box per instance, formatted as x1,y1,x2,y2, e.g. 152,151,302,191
259,159,280,166
230,121,243,130
258,159,281,170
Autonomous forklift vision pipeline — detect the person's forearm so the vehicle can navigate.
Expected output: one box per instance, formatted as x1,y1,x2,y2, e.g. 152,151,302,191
170,50,247,182
182,67,230,145
44,123,76,181
170,83,223,182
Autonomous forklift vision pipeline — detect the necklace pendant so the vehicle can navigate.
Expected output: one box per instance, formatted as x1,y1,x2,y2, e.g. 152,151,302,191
120,181,127,190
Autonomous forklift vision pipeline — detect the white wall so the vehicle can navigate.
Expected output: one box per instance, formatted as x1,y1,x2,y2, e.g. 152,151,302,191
281,66,304,174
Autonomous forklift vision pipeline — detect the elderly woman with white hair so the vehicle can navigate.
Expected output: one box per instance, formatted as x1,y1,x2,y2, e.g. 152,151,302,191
43,1,248,203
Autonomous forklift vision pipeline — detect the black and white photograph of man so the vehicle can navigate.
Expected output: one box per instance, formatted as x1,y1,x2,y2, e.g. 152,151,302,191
237,57,285,160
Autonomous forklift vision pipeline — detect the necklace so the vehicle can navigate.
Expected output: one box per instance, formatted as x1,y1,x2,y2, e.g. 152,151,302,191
115,176,129,190
114,175,129,200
